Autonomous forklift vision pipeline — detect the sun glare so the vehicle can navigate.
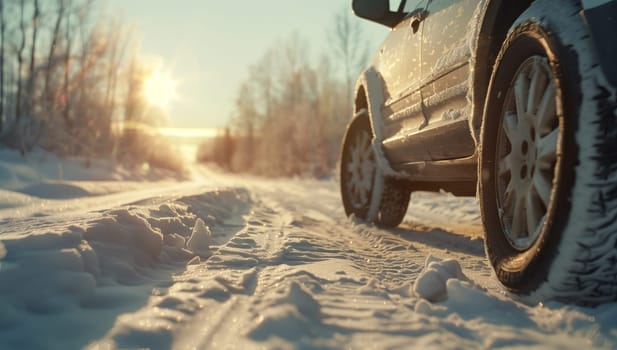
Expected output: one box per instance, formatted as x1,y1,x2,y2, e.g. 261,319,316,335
143,68,178,110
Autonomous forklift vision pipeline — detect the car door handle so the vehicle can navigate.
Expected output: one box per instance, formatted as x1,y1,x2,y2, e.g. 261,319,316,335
409,9,428,33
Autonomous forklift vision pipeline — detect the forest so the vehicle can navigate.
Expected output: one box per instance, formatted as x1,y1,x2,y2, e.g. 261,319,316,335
198,9,370,178
0,0,184,173
0,0,370,178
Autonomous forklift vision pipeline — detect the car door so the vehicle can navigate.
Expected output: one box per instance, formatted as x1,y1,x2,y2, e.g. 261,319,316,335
418,0,478,160
380,0,431,164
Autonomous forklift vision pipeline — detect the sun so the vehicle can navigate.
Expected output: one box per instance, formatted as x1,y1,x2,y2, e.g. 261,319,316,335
143,68,178,110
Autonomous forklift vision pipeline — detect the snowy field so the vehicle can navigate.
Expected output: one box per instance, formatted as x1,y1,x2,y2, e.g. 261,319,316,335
1,148,616,349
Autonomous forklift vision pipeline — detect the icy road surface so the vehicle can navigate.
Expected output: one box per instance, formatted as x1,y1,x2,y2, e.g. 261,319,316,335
1,166,616,349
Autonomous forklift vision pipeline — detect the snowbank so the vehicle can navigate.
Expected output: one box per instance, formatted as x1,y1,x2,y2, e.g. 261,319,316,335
0,147,184,198
0,188,250,350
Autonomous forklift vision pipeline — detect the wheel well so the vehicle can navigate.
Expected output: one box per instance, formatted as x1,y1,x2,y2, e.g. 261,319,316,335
472,0,534,134
354,87,368,115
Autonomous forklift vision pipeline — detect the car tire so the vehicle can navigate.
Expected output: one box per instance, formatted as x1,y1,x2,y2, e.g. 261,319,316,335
479,0,617,304
340,110,411,228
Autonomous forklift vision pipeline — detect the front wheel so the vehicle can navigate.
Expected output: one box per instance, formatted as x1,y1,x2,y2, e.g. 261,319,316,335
480,0,617,305
340,111,411,228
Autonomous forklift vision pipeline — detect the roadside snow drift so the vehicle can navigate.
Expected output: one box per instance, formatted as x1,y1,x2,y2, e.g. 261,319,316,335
0,188,250,350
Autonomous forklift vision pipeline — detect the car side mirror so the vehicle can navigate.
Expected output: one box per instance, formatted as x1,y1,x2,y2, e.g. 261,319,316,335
352,0,405,28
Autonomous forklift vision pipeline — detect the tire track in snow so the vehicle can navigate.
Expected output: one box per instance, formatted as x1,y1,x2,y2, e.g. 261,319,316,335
164,188,500,349
79,176,615,349
172,196,293,349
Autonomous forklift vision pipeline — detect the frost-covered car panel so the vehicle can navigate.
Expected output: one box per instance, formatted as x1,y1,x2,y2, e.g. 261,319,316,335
340,0,617,305
370,0,479,165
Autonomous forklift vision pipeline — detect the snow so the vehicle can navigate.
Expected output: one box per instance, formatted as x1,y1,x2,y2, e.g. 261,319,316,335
356,70,410,180
186,218,212,257
442,108,464,121
582,0,613,8
0,148,181,192
0,148,617,349
413,255,470,302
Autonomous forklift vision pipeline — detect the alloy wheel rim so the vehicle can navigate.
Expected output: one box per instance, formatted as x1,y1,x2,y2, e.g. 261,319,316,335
345,129,376,209
495,56,560,251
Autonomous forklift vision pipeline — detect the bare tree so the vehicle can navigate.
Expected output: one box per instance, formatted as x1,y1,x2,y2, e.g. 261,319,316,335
16,0,27,123
124,54,143,126
0,0,180,175
231,82,258,171
329,7,369,117
102,19,131,148
215,32,350,177
28,0,40,86
44,0,67,114
62,0,72,129
278,32,310,109
248,48,275,124
0,0,5,132
18,0,40,147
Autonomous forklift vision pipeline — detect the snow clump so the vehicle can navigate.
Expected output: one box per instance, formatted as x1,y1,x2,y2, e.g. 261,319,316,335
413,255,470,302
186,218,212,257
249,281,322,340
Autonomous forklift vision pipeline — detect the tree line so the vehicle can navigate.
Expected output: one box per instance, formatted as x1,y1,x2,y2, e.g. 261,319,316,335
0,0,183,173
198,9,370,178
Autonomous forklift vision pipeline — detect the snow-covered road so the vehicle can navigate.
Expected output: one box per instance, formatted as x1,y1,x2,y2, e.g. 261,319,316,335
1,165,616,349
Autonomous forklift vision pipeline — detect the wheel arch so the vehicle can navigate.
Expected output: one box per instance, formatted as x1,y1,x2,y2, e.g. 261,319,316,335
352,68,409,180
354,85,369,116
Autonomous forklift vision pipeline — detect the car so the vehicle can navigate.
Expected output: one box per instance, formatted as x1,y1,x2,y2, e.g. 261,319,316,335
340,0,617,304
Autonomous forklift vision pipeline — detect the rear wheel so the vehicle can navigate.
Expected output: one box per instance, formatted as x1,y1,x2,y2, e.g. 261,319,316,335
340,111,411,228
480,0,617,304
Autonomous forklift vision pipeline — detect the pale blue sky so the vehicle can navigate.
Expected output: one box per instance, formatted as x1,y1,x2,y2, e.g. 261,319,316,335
105,0,388,129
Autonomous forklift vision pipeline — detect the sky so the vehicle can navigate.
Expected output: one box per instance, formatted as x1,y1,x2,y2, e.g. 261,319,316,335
104,0,389,130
